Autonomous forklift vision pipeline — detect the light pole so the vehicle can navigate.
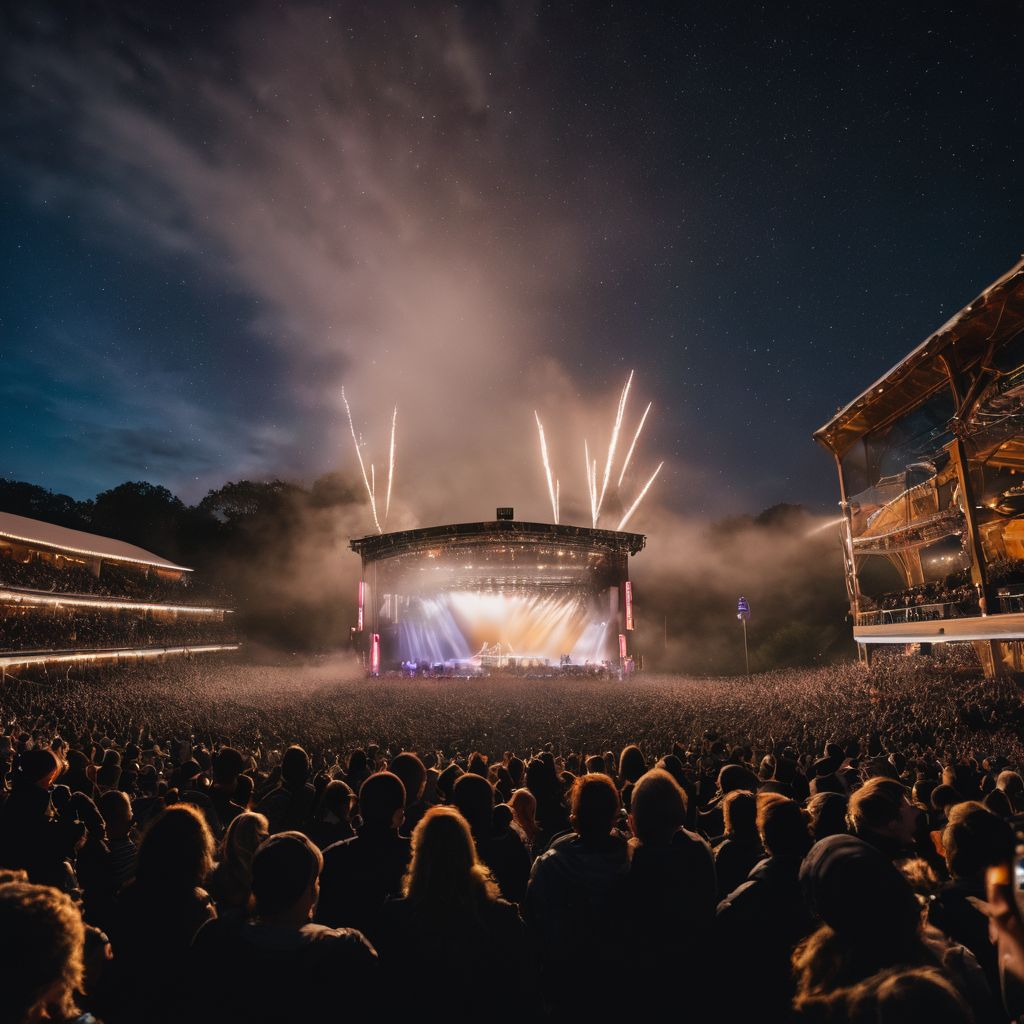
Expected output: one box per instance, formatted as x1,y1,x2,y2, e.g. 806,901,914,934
737,596,750,675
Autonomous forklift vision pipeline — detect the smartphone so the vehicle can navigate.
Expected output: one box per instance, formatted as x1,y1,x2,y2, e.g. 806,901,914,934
1015,843,1024,917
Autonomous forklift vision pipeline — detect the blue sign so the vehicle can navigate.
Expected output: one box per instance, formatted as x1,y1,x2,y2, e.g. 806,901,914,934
737,596,750,621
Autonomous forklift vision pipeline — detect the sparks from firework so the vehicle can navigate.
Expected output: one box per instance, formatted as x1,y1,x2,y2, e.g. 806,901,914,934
617,400,652,488
341,387,384,534
596,370,633,520
617,461,665,531
385,406,397,524
540,371,661,530
584,439,597,528
534,411,560,524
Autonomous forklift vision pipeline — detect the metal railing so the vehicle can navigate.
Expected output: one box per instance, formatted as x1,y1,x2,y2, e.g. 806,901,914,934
856,600,980,627
997,588,1024,614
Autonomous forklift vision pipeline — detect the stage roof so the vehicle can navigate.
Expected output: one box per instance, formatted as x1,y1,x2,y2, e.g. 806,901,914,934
0,511,191,572
351,520,646,562
814,256,1024,457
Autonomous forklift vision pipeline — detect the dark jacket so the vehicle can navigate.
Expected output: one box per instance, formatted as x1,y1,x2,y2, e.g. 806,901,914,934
190,917,377,1023
714,834,764,898
622,828,718,1015
716,855,814,1019
476,823,532,904
0,784,73,888
376,896,533,1020
255,781,316,835
929,876,1000,996
524,830,629,1014
315,826,411,945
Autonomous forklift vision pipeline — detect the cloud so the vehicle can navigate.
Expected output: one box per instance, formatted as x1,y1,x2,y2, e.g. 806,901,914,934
3,2,680,526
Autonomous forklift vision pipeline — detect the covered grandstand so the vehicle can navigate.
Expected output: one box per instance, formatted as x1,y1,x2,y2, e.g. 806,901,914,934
351,516,645,674
815,255,1024,675
0,511,238,670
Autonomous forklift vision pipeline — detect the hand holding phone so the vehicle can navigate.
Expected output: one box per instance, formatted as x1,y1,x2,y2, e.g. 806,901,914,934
986,859,1024,984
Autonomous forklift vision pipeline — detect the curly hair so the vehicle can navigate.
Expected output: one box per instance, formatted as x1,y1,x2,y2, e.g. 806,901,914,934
0,881,85,1024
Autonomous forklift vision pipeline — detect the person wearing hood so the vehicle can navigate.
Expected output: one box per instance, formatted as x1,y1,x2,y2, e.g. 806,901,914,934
524,772,629,1016
794,834,1001,1023
716,793,815,1020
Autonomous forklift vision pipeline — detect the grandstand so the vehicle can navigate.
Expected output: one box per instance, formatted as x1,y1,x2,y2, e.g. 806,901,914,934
815,256,1024,675
0,510,238,671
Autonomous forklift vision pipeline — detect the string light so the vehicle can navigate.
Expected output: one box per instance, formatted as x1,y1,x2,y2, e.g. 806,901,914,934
0,588,230,616
0,530,191,572
0,644,240,670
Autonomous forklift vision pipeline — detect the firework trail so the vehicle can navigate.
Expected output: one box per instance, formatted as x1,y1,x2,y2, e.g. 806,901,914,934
342,387,382,534
584,440,597,528
617,400,652,488
617,461,664,531
596,370,633,519
534,412,559,524
555,479,560,525
385,406,397,524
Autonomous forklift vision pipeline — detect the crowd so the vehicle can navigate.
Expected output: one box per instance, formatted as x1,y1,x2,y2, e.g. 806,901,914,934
2,651,1024,1021
0,551,228,605
861,569,979,618
0,610,236,653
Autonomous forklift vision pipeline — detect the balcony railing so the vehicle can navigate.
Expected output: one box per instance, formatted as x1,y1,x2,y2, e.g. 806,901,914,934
997,588,1024,614
856,599,980,627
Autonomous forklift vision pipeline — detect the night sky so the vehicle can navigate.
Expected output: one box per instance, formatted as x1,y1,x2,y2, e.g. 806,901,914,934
2,2,1022,533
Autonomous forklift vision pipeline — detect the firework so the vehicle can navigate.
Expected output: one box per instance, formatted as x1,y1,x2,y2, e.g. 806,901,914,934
534,411,559,524
617,461,664,531
617,400,652,488
596,370,633,519
341,387,383,534
385,406,397,524
584,440,597,528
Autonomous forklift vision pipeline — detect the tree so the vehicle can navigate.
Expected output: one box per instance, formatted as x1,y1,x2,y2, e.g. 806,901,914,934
91,482,189,561
0,479,93,530
198,480,304,524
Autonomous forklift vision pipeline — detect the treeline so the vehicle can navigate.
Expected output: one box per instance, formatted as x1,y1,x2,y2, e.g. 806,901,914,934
0,476,366,651
0,479,852,671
